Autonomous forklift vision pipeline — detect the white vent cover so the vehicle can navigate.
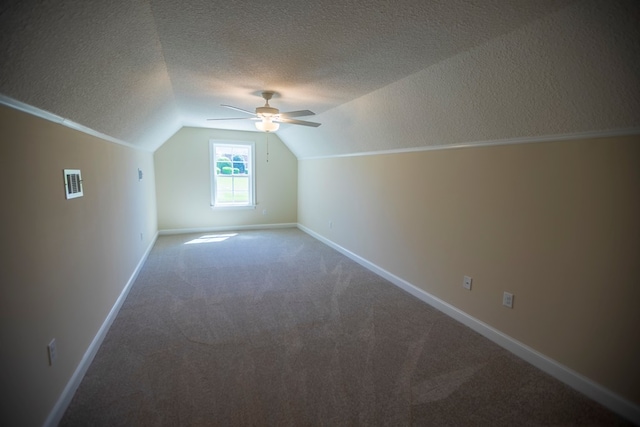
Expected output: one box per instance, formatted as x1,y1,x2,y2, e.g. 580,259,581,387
63,169,83,199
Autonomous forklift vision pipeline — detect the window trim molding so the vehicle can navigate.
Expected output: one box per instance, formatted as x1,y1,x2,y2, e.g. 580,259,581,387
209,140,256,209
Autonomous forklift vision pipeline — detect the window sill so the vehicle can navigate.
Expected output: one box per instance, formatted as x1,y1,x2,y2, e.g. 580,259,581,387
211,204,256,211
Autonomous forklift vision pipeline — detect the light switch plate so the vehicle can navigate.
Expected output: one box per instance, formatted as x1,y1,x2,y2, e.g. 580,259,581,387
503,292,514,308
47,339,57,365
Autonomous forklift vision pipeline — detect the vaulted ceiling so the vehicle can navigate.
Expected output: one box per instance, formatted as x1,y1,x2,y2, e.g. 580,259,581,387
1,0,638,156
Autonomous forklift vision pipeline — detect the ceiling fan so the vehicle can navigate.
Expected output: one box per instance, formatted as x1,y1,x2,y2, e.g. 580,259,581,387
207,91,321,132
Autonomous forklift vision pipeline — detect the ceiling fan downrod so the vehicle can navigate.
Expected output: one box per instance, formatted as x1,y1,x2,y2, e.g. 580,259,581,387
256,91,279,117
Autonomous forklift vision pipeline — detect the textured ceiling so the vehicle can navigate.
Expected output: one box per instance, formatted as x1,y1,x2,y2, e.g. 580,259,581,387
281,0,640,158
0,0,580,151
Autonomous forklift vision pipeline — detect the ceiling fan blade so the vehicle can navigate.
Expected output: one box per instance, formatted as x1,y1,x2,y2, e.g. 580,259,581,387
206,117,256,121
279,110,315,118
221,104,257,116
277,118,321,127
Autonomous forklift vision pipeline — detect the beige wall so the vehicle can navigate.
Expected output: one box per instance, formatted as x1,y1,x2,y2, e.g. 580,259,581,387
155,127,297,231
298,135,640,404
0,105,158,426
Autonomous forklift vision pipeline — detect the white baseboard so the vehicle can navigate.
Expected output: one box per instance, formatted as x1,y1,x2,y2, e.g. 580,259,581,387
159,222,297,235
43,231,159,427
297,224,640,425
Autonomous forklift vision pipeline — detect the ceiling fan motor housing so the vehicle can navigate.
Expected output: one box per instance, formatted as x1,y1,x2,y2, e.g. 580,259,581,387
256,106,279,117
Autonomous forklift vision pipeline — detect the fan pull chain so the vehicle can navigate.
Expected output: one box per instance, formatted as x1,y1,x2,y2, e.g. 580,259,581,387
266,134,270,163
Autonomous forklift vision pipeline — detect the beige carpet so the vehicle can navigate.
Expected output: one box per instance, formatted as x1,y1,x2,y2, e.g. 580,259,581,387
60,228,631,426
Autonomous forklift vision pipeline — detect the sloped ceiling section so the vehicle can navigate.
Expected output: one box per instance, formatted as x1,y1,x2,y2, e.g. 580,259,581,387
0,0,181,150
280,0,640,159
0,0,582,152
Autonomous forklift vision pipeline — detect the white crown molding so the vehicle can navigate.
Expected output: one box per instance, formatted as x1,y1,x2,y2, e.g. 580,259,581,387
0,94,146,151
297,223,640,425
43,231,159,427
298,128,640,160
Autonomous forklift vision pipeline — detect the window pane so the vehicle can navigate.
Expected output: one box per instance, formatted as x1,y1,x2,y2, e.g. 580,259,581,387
217,176,232,191
233,161,245,174
232,190,249,203
234,176,249,191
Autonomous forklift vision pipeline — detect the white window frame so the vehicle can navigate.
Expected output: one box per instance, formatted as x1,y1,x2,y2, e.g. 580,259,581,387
209,140,256,209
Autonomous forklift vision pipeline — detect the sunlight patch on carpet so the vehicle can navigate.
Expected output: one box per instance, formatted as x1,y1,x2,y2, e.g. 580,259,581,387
184,233,238,244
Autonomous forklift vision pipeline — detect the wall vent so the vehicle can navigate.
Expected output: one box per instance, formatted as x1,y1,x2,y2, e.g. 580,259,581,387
63,169,83,199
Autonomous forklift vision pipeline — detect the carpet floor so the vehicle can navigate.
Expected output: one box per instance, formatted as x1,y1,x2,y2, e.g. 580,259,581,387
60,228,631,426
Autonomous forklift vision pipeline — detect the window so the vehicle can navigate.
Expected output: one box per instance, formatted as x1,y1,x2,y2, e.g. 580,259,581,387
210,140,255,208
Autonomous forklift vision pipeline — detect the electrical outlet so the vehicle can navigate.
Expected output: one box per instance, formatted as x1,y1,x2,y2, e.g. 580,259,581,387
329,221,333,229
262,209,268,215
140,233,144,241
463,276,472,290
47,339,57,366
503,292,514,308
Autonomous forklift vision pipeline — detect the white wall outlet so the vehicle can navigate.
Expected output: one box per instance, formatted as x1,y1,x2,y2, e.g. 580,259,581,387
463,276,472,290
503,292,514,308
262,209,268,215
47,339,57,366
140,233,144,241
329,221,333,229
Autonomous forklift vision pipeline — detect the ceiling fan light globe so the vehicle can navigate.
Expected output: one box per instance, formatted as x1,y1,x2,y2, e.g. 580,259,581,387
255,120,279,133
